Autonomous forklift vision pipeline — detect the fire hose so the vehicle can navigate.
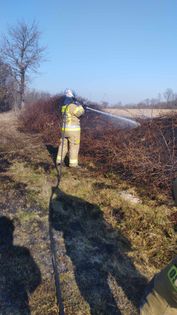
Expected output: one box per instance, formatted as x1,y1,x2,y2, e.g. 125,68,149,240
48,105,69,315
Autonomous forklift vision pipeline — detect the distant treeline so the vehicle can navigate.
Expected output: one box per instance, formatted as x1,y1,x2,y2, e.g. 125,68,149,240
110,101,177,109
1,61,177,113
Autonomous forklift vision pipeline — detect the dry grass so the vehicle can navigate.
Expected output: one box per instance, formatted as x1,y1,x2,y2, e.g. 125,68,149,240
105,108,177,118
0,111,177,314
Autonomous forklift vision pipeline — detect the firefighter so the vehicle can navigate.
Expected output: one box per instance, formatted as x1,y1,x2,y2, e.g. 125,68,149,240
56,89,85,168
140,255,177,314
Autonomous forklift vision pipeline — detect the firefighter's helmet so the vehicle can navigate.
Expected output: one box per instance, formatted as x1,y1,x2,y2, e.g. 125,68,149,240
64,89,75,98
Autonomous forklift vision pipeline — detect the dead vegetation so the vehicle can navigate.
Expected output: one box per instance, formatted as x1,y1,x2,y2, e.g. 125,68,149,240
0,106,177,315
20,97,177,197
82,115,177,196
105,108,177,119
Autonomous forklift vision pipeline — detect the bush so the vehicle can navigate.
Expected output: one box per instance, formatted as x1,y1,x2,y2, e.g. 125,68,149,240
81,115,177,196
19,96,64,144
19,97,177,197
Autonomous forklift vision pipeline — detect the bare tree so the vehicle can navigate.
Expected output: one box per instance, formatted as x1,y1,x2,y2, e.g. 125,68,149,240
0,21,45,109
164,88,174,106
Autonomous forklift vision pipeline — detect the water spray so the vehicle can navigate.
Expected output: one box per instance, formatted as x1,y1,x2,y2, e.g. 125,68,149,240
86,106,140,128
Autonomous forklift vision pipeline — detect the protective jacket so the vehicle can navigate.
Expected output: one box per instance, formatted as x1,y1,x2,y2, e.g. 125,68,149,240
56,99,85,167
140,256,177,315
61,102,84,132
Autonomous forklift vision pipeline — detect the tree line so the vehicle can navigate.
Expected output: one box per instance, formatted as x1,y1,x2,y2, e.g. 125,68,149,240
104,88,177,109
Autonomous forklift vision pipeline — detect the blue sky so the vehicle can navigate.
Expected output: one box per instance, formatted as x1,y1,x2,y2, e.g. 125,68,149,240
1,0,177,104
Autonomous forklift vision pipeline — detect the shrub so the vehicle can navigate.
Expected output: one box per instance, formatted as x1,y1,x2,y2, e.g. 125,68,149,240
19,97,177,197
19,96,64,144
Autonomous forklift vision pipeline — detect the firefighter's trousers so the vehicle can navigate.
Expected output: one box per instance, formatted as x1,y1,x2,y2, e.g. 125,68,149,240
56,129,81,167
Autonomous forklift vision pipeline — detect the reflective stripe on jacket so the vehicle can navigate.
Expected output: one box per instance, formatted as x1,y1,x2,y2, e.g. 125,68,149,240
61,102,84,132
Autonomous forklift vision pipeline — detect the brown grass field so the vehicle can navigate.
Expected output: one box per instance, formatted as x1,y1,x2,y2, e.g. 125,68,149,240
105,108,177,118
